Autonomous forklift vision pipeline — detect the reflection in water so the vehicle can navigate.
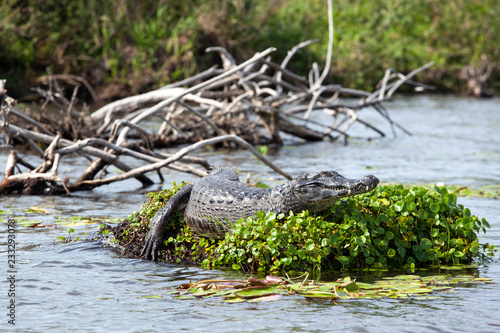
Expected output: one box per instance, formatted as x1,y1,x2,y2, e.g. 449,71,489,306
1,96,500,331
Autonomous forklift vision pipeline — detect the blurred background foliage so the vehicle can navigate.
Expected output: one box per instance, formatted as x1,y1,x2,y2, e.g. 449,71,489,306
1,0,498,100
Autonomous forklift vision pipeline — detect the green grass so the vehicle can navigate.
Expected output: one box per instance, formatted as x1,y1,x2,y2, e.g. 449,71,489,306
1,0,498,98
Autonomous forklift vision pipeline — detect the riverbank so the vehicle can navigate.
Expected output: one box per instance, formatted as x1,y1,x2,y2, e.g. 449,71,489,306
1,1,497,100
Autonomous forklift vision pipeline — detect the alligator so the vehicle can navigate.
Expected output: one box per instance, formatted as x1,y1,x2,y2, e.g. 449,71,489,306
141,167,379,261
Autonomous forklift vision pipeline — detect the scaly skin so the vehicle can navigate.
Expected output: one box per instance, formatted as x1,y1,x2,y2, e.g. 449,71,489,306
141,167,379,261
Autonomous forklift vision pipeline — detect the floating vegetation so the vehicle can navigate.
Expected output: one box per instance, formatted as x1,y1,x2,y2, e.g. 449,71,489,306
115,183,493,273
167,273,494,303
54,215,124,226
55,218,122,243
395,183,500,198
0,204,121,228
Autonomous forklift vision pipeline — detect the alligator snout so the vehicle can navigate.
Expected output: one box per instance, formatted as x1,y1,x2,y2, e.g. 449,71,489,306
362,175,379,187
353,175,379,193
346,175,379,195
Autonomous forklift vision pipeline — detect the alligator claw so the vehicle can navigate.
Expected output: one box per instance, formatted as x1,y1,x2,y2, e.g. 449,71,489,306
141,233,162,261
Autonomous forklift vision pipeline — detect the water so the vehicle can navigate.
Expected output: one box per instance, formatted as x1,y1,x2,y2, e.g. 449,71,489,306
1,95,499,332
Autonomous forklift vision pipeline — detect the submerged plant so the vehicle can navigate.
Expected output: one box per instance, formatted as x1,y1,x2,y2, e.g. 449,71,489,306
119,183,492,273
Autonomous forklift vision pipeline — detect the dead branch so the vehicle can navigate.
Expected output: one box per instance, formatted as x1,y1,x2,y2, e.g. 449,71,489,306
0,2,434,195
78,134,291,189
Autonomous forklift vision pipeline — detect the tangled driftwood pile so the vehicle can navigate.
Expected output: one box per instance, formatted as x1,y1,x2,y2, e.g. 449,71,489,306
0,2,433,195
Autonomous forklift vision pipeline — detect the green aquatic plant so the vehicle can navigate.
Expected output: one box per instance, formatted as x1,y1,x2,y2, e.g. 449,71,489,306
165,273,494,303
395,183,500,198
56,228,79,243
207,185,491,272
123,183,492,273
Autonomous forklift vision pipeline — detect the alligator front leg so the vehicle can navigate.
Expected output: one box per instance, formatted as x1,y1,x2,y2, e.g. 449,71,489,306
141,183,194,261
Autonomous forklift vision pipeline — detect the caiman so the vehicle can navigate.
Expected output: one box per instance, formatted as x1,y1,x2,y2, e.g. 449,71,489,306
141,166,379,261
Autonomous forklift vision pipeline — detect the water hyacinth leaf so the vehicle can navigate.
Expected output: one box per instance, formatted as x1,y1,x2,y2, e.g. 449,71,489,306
445,193,457,205
407,202,416,211
430,203,440,213
415,251,428,262
355,236,364,246
338,256,350,266
420,238,432,250
305,239,315,251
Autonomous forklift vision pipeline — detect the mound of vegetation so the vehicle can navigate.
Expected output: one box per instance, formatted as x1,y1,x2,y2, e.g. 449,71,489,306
112,183,491,273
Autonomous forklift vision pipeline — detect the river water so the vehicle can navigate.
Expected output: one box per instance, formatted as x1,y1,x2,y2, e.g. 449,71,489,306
1,95,499,332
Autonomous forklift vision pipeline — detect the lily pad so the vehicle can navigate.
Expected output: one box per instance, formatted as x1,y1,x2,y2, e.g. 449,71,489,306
234,287,282,299
142,295,165,299
169,273,494,304
222,298,245,303
300,291,338,299
173,295,196,300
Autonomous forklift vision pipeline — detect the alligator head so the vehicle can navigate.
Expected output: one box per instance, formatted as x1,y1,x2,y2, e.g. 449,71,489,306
291,171,379,213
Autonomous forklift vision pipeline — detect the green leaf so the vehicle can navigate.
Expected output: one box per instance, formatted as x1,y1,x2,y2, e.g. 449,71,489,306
445,193,457,205
415,251,428,262
430,203,440,213
338,256,349,266
394,201,404,212
397,246,406,257
305,239,315,252
420,238,432,250
235,287,280,298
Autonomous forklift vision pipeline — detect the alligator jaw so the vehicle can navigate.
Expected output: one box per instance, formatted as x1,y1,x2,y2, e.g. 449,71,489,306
334,174,379,198
293,171,379,207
